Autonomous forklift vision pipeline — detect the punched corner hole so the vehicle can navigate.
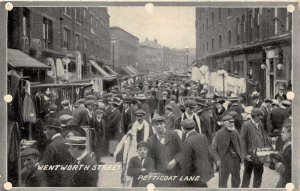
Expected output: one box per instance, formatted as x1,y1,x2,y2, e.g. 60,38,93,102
5,2,13,11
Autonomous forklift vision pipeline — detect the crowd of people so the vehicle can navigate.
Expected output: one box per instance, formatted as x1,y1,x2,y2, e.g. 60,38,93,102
20,78,292,188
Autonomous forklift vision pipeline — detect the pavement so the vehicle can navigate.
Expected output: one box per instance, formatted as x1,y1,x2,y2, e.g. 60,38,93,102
97,156,280,188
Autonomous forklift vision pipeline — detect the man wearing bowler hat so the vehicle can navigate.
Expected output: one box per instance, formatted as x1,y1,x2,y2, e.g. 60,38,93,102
40,118,73,187
241,108,272,188
21,147,44,187
181,119,214,187
66,136,99,187
164,104,177,130
214,99,226,132
211,115,242,188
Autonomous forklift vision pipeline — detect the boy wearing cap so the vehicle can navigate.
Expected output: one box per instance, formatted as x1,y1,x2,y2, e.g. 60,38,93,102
41,118,73,187
127,141,154,187
21,147,44,187
92,106,106,164
66,136,99,187
241,108,272,188
181,119,214,187
211,115,242,188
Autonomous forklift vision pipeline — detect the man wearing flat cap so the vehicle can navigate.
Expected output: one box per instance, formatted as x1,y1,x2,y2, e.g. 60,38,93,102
58,100,72,118
164,104,177,130
21,147,44,187
65,136,99,187
214,99,226,132
147,115,185,186
271,100,291,133
71,98,90,127
211,115,242,188
44,104,58,121
196,98,213,145
92,106,106,164
175,100,201,134
181,119,214,187
120,97,135,135
40,118,73,186
275,85,287,103
241,108,272,188
59,114,73,127
168,95,182,118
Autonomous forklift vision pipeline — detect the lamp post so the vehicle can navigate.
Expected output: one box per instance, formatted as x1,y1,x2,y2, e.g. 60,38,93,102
185,47,189,71
111,35,116,69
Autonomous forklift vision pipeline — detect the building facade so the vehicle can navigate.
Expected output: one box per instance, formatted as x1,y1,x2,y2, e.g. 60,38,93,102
8,7,111,82
110,27,139,70
195,8,292,98
139,38,163,73
162,47,186,72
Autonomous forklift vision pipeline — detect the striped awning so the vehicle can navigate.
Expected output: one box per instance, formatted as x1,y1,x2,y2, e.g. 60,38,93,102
89,60,111,78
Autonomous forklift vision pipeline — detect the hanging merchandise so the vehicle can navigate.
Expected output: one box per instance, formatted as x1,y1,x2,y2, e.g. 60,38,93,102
8,70,21,98
22,91,37,124
56,59,65,80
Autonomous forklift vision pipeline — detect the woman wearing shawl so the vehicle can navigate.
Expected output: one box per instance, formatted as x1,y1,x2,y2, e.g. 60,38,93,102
114,109,153,187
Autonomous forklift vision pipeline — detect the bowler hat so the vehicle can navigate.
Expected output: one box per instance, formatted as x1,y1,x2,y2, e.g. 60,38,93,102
77,98,86,104
62,125,86,137
135,94,148,100
215,99,225,104
43,118,61,129
123,97,132,104
49,104,58,111
61,100,70,106
170,95,177,101
195,97,207,107
181,119,196,130
21,147,39,157
281,100,291,106
185,100,197,107
86,95,97,101
109,97,121,106
228,111,238,118
165,104,172,111
65,136,86,146
264,98,273,103
85,99,96,106
251,108,264,116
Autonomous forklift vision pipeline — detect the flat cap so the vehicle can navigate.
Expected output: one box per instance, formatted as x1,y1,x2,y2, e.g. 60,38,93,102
264,98,273,103
181,119,196,130
43,118,61,129
49,104,58,111
85,95,97,101
227,97,239,102
231,102,239,106
109,97,121,106
272,99,280,106
170,95,177,101
85,99,96,105
195,97,207,107
251,108,264,116
165,104,172,110
103,93,112,99
137,141,150,150
228,111,238,118
281,100,291,106
185,100,197,107
65,136,86,146
59,114,73,122
62,125,86,137
151,115,165,123
135,109,146,116
21,147,40,157
135,94,148,100
61,100,70,106
122,97,132,104
215,99,225,104
77,98,86,104
221,115,234,122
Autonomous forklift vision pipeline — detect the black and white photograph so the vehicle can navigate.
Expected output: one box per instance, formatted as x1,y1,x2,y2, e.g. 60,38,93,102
1,3,299,189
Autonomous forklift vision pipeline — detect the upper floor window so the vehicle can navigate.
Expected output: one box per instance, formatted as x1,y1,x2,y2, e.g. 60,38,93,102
212,12,215,27
42,17,53,49
64,7,72,17
63,28,70,48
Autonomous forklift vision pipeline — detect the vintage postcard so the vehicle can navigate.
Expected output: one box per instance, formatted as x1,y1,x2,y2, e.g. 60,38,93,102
0,1,299,190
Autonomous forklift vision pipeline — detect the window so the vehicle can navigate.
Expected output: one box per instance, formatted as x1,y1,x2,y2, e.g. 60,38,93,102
219,8,222,23
90,40,94,54
211,38,214,51
228,30,231,45
236,17,240,44
75,34,80,50
286,12,291,31
90,14,95,34
22,8,30,37
206,18,209,30
274,8,278,34
64,7,72,17
219,35,222,49
203,22,205,32
63,28,70,48
75,8,81,23
84,38,88,50
212,12,215,27
228,8,231,16
206,41,208,51
43,17,53,49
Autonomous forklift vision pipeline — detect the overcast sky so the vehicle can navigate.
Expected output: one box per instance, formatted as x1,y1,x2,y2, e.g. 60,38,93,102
108,6,196,49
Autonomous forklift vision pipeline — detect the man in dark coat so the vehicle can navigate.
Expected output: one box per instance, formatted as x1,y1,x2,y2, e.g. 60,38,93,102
147,116,185,187
21,147,44,187
211,115,242,188
127,141,155,187
260,98,273,135
181,119,214,187
43,104,58,121
58,100,72,118
241,108,272,188
169,95,182,118
270,100,291,133
92,106,106,164
120,97,134,135
164,104,177,130
41,118,73,187
71,98,89,127
196,98,213,145
214,99,226,133
275,85,287,103
66,136,99,187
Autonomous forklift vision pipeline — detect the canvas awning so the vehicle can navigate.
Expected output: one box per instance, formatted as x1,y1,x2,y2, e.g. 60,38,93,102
122,66,136,77
8,48,50,69
104,65,118,76
128,66,140,75
89,60,111,78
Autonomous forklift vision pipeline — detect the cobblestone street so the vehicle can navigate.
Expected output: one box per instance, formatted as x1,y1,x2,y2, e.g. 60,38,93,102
98,156,279,188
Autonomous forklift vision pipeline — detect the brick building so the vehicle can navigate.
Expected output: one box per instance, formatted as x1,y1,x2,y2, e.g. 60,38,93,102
110,27,139,69
139,38,163,73
195,8,292,98
8,7,112,82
